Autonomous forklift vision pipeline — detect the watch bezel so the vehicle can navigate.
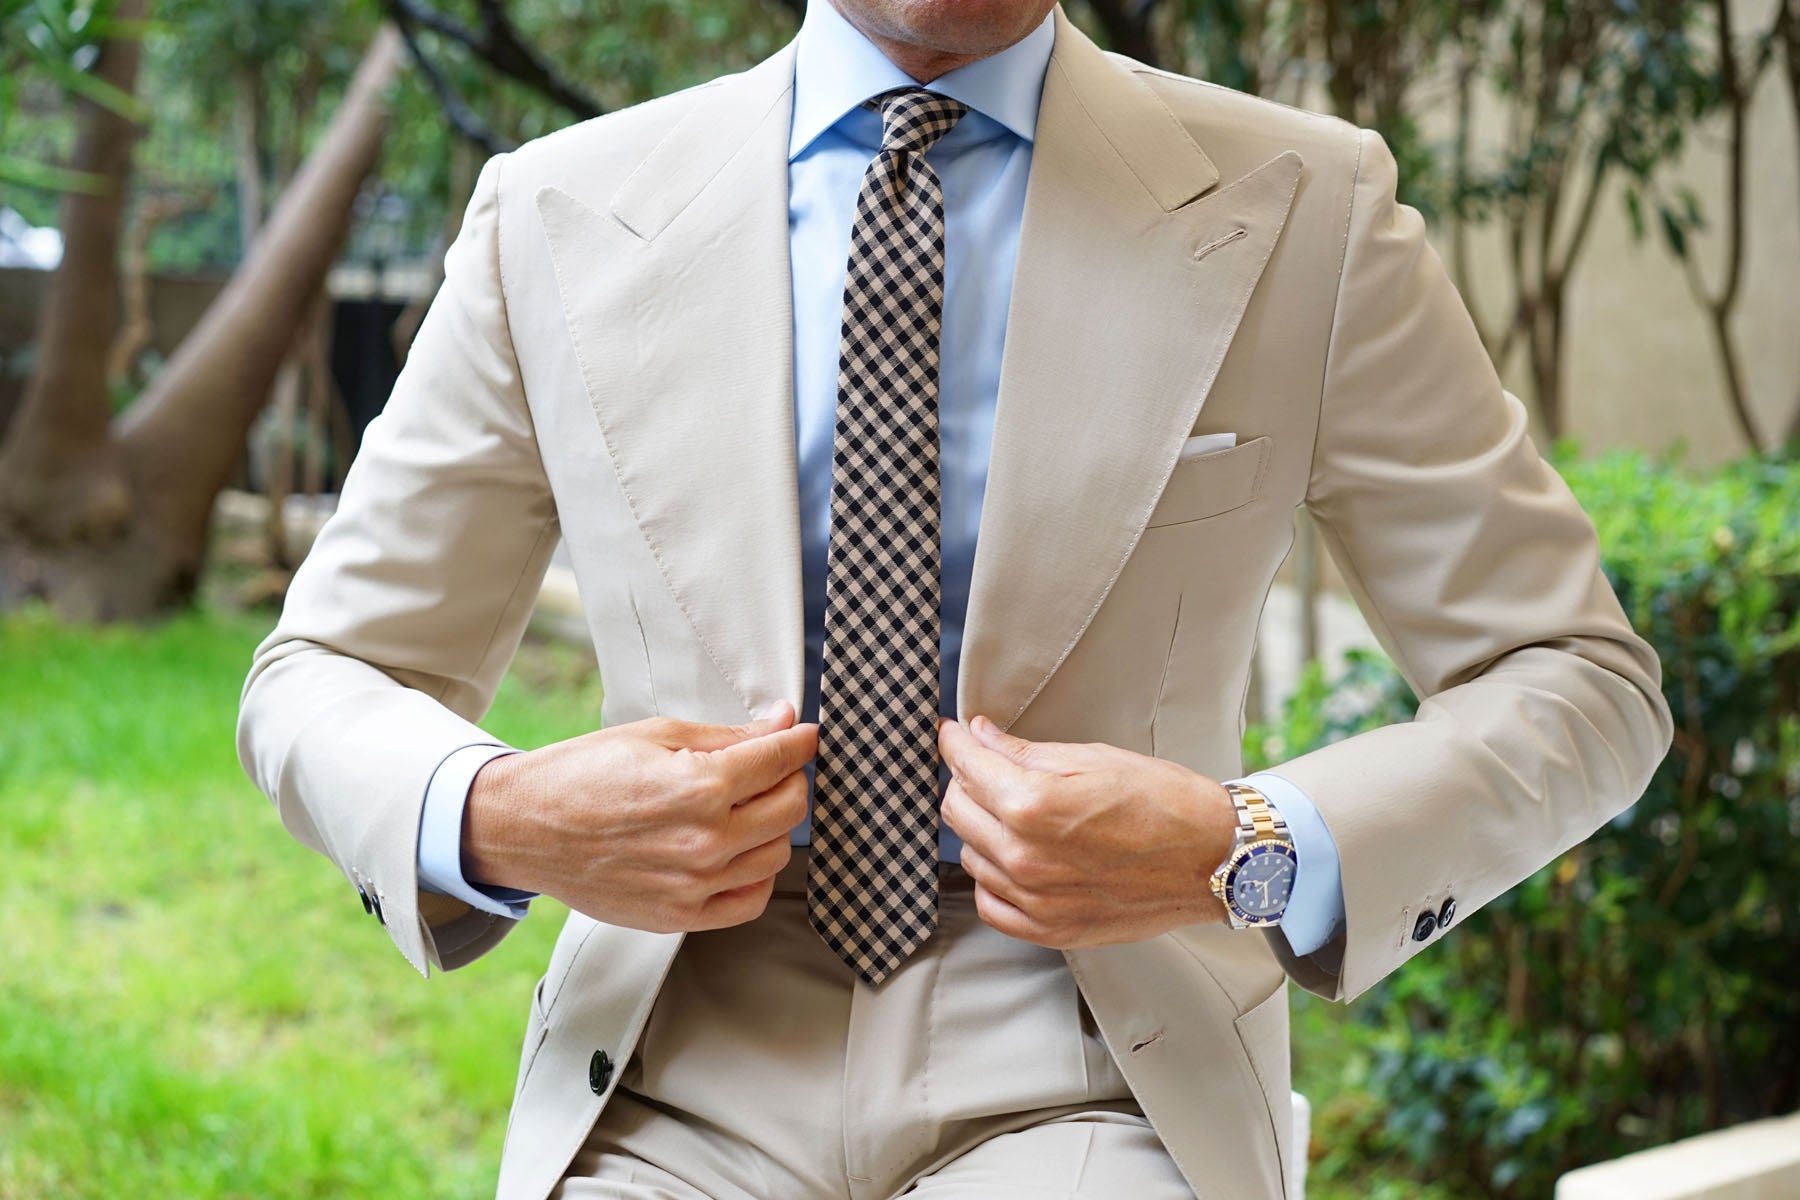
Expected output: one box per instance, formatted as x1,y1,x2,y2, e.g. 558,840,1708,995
1218,839,1299,925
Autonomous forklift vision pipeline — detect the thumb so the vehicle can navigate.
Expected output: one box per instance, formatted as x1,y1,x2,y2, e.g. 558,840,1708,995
654,699,797,752
969,714,1055,770
738,697,796,736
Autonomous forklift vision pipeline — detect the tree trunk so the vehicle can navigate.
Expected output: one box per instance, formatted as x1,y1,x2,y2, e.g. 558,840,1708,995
234,63,266,254
1779,0,1800,448
107,188,212,389
1531,278,1567,439
0,23,405,620
0,0,149,559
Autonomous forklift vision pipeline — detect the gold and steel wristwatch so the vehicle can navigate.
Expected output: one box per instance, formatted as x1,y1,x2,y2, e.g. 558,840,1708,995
1208,781,1298,929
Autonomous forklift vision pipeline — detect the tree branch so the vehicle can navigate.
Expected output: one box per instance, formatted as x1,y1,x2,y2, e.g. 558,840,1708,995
472,0,604,119
389,3,515,156
383,0,604,120
1653,0,1768,451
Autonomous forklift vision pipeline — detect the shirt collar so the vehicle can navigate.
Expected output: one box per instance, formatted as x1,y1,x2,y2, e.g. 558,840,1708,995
788,0,1055,160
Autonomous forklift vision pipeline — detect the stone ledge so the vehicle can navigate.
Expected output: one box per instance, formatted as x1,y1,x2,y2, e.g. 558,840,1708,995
1556,1112,1800,1200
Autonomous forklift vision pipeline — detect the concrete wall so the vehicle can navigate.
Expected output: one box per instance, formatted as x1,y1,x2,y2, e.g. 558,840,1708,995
5,5,1795,464
1444,0,1800,465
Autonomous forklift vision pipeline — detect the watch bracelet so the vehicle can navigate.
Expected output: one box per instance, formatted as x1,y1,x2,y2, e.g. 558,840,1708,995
1224,780,1289,842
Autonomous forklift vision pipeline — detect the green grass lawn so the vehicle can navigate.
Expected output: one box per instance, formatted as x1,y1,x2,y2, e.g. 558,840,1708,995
0,603,1413,1199
0,605,601,1198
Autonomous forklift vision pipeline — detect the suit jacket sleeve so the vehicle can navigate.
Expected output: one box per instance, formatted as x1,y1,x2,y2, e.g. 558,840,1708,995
1257,128,1673,1002
236,151,559,977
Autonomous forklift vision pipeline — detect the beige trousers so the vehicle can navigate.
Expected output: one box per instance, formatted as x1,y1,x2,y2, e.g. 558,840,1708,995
552,849,1196,1200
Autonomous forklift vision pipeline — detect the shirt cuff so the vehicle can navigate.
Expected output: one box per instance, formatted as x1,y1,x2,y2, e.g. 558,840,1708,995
1230,771,1345,958
419,743,538,920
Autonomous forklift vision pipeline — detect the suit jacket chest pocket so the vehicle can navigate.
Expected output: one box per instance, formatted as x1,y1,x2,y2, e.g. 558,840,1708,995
1145,435,1273,529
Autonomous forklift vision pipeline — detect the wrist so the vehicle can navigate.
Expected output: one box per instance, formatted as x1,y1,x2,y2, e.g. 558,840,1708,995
1193,774,1236,921
1209,779,1299,928
463,750,536,893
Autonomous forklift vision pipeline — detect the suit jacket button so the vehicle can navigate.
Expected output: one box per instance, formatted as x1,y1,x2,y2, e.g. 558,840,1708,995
1412,911,1438,942
1437,898,1457,929
589,1050,614,1095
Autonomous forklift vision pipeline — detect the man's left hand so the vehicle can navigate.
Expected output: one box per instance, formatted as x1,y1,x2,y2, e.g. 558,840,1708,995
937,714,1238,947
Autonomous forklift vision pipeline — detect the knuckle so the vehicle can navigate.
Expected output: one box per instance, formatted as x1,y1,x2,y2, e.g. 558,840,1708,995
1031,897,1068,937
976,889,1032,942
996,841,1039,884
715,879,774,928
645,715,686,740
781,780,810,827
683,759,732,807
744,875,777,911
645,904,687,934
668,822,713,864
668,868,708,906
999,787,1044,834
696,830,735,872
1007,851,1048,888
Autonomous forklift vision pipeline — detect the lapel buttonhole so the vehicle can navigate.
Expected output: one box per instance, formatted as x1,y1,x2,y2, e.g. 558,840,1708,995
1193,226,1249,262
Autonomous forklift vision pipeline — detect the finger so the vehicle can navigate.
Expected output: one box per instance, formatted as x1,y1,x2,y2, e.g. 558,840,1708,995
692,873,777,930
967,713,1067,772
938,717,1022,814
724,770,810,849
651,700,798,752
972,881,1054,946
940,778,1007,861
714,831,794,892
707,720,820,797
955,840,1026,905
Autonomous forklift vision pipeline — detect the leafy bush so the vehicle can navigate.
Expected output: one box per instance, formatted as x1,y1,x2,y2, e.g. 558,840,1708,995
1249,448,1800,1197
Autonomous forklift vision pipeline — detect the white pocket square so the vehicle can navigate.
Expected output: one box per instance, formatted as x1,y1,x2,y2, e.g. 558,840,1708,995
1176,432,1238,461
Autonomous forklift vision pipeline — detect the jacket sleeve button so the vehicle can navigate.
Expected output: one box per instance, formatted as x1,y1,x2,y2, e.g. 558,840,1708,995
357,886,373,915
589,1049,614,1095
371,893,386,926
1437,897,1457,929
1412,911,1438,942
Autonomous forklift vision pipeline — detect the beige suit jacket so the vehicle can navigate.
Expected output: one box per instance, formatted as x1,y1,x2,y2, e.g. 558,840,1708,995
237,8,1673,1197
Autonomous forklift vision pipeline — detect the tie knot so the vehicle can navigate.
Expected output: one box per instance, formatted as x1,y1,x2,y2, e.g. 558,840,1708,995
869,88,969,156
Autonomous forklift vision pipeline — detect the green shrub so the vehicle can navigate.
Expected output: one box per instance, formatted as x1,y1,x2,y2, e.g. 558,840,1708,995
1249,448,1800,1197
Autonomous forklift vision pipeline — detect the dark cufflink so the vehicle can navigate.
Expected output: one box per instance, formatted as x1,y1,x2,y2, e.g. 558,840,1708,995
589,1049,614,1096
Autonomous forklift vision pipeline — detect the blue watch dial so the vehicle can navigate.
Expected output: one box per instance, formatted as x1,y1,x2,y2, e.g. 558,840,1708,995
1228,843,1297,920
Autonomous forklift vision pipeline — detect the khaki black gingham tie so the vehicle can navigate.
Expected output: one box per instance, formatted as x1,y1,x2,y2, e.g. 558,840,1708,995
808,88,970,987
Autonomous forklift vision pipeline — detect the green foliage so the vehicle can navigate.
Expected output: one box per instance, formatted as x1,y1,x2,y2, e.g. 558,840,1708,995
1249,448,1800,1197
1453,0,1713,227
0,606,603,1197
0,0,155,192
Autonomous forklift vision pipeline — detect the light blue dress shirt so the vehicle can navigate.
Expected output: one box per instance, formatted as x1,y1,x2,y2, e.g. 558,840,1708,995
417,0,1345,959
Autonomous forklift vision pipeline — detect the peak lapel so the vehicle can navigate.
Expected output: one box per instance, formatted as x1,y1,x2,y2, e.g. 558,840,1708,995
535,43,806,716
957,11,1303,730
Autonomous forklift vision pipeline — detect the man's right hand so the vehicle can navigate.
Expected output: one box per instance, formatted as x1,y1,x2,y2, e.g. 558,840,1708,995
461,700,819,933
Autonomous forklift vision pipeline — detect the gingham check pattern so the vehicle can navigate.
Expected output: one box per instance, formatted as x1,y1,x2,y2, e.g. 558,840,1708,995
808,88,970,987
